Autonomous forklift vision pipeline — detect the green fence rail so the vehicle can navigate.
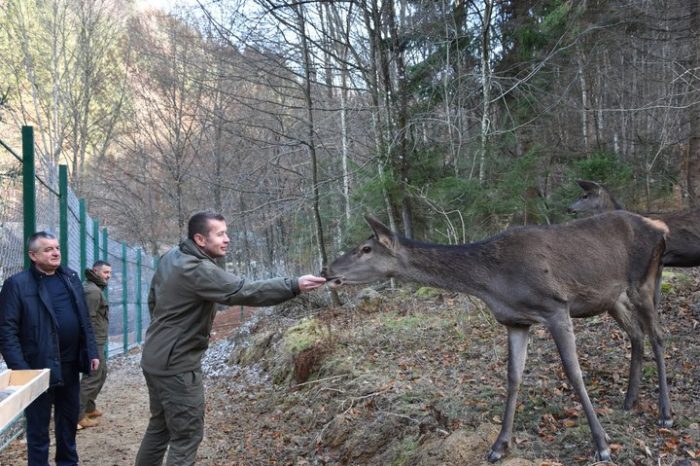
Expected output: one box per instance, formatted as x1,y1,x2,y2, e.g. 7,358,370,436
0,125,156,449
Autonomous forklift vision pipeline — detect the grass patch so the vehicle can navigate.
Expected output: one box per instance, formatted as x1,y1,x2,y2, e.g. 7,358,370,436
282,317,328,353
390,437,418,466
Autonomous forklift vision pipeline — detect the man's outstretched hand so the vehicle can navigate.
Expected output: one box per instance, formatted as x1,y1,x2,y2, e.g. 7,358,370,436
298,274,327,292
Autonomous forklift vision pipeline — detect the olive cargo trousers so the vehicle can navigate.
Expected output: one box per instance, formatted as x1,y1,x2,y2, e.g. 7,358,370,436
135,370,205,466
78,345,107,418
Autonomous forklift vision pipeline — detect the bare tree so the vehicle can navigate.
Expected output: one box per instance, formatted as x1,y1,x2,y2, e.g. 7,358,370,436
88,11,211,249
688,0,700,206
0,0,126,187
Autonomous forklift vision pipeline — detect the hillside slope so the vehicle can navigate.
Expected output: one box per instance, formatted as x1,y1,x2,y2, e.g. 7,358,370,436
207,270,699,465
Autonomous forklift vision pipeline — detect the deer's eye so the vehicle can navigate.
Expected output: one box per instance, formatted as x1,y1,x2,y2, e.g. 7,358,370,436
582,194,589,199
361,246,371,254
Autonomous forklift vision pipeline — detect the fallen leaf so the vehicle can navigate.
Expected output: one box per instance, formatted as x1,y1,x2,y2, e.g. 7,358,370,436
609,443,623,454
637,439,652,457
562,419,577,427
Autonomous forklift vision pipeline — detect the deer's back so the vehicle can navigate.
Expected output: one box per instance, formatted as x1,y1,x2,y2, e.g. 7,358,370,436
479,211,665,314
642,207,700,267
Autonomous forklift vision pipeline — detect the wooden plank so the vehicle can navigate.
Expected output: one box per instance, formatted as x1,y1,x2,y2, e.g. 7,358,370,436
0,369,50,431
0,372,10,389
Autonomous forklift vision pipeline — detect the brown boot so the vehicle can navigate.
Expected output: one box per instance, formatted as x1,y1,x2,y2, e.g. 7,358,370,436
86,408,103,418
78,417,99,429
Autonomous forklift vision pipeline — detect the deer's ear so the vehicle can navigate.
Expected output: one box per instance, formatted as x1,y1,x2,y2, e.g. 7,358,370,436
365,215,396,250
577,179,601,192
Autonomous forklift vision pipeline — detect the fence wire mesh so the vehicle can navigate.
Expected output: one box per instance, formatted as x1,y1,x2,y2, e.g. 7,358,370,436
67,188,81,272
0,147,23,284
35,165,59,235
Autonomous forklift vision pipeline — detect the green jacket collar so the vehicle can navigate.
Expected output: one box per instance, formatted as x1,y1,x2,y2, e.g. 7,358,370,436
179,238,218,263
85,268,107,289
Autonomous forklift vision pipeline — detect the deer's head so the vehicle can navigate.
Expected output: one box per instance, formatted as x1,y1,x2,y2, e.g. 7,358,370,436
567,180,613,216
322,215,399,287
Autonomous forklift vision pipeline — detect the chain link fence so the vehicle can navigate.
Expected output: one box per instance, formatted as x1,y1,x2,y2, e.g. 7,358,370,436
0,127,156,449
0,139,23,285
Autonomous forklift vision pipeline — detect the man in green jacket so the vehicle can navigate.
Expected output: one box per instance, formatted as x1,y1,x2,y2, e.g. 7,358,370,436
135,211,326,466
77,260,112,429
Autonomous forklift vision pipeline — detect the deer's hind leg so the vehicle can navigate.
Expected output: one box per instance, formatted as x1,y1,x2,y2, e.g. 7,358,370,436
487,325,529,463
635,293,673,427
609,300,645,410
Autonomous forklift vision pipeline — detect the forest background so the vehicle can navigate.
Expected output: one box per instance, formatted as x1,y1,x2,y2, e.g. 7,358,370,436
2,0,700,278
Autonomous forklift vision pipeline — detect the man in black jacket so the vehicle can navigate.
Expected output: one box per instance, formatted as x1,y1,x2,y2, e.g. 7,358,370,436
0,231,100,466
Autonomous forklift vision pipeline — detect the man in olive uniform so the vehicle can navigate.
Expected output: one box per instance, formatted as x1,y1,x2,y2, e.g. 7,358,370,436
135,211,326,466
77,260,112,429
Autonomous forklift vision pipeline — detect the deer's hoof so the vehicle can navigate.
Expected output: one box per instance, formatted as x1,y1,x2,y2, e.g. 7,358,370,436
486,449,504,463
596,448,611,462
657,418,673,428
487,437,510,462
622,396,637,411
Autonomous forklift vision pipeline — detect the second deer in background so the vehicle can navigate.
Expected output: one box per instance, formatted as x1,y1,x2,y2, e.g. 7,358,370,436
568,179,700,267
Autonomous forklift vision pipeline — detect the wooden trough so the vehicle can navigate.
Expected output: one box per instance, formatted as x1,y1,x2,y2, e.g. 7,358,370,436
0,369,50,432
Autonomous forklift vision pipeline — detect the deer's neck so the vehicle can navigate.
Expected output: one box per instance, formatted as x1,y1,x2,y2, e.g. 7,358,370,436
601,191,624,211
397,240,492,295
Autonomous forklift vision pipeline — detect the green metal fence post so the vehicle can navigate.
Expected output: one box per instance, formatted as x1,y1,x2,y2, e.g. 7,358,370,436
102,228,108,262
59,165,68,267
79,199,87,280
122,242,128,354
93,220,100,265
136,249,142,343
22,126,36,268
93,215,109,359
103,228,109,358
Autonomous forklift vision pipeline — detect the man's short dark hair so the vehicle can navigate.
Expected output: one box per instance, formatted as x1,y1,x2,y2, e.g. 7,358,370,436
93,260,111,269
27,231,57,251
188,211,225,240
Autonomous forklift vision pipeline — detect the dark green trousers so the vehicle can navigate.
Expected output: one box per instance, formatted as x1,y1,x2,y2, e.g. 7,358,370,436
78,346,107,418
135,370,205,466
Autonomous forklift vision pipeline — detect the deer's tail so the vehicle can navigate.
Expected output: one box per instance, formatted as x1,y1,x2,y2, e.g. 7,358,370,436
642,217,670,239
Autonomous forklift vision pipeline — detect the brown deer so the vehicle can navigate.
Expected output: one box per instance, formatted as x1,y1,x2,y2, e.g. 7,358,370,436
322,212,672,463
568,179,700,267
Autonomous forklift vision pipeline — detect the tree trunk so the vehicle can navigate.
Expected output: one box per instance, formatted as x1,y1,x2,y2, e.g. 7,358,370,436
479,0,493,184
386,0,413,238
577,47,591,153
362,0,399,233
688,0,700,206
326,3,352,234
296,4,339,304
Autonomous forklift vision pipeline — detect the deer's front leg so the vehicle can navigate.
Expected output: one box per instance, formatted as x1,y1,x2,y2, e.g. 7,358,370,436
548,314,611,462
488,325,529,463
